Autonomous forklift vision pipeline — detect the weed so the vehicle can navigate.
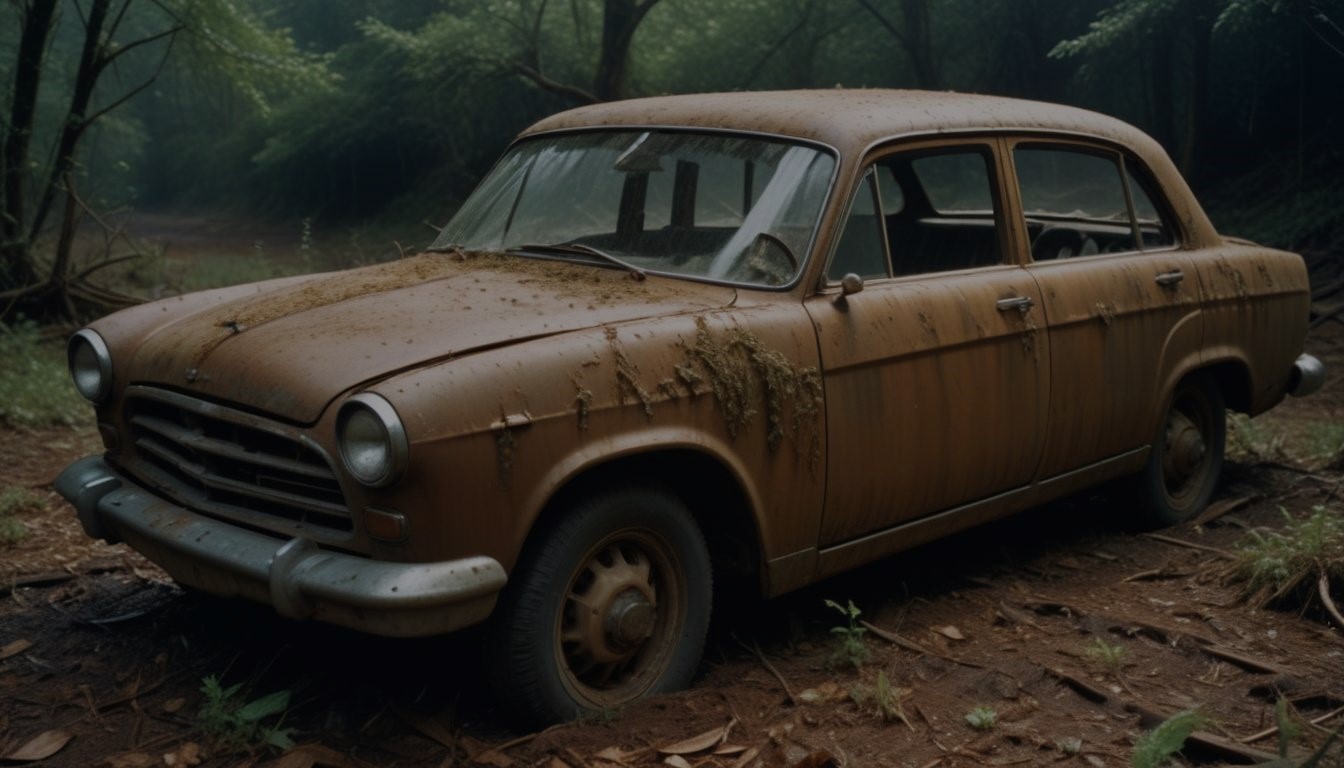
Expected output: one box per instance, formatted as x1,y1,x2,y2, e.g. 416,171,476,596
964,705,997,731
1084,637,1127,673
0,487,42,546
1261,697,1344,767
0,321,89,429
1226,413,1284,462
1131,709,1207,768
196,674,295,752
1307,423,1344,467
849,670,910,726
1234,506,1344,609
824,599,870,670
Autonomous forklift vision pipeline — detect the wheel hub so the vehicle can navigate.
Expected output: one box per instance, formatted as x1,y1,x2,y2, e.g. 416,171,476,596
1163,410,1206,481
607,589,656,649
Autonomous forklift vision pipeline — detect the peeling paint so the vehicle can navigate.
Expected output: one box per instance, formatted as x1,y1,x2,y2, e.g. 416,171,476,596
607,327,654,420
1095,302,1116,328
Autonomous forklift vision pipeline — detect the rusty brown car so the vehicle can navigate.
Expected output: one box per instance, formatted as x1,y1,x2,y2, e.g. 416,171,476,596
57,90,1324,722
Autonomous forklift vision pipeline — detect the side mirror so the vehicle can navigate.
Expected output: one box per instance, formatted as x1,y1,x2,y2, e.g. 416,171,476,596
839,273,863,297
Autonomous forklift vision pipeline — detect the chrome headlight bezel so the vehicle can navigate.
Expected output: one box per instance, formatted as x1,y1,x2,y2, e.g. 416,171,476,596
68,329,113,404
336,393,409,488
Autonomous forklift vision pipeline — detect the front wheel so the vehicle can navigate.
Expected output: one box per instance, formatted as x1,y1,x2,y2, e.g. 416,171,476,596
488,487,712,723
1133,374,1225,527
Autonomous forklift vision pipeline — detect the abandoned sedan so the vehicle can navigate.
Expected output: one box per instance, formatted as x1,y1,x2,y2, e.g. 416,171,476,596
57,90,1323,722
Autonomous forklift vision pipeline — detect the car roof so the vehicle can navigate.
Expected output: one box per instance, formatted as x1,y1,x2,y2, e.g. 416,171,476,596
523,89,1153,156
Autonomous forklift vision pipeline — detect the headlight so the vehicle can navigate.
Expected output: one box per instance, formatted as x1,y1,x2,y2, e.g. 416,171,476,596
336,393,408,488
68,329,112,403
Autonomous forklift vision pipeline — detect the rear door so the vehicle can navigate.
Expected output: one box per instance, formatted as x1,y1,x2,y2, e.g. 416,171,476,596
805,139,1049,547
1006,139,1203,479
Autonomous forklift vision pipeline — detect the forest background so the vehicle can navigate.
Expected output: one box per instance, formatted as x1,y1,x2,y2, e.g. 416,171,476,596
2,0,1343,321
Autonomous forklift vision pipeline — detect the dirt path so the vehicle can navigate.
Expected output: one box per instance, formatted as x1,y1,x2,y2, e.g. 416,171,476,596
2,331,1341,767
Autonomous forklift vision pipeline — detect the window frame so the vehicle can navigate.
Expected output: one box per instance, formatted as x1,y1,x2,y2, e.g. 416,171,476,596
1002,137,1184,265
820,137,1015,287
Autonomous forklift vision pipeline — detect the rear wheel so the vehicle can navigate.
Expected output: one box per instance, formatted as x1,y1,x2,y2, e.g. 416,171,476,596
1134,374,1225,527
488,487,711,723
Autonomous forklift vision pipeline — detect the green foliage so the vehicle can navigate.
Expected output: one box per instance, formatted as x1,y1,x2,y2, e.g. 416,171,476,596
824,598,870,670
197,675,296,752
1084,637,1127,673
1226,413,1285,463
0,487,42,546
1131,709,1208,768
849,669,908,724
1234,506,1344,605
964,705,997,731
0,322,89,429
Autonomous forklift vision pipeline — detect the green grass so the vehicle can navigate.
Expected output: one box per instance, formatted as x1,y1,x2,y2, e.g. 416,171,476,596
1234,505,1344,607
1084,637,1127,673
0,487,41,546
0,321,89,429
964,705,997,731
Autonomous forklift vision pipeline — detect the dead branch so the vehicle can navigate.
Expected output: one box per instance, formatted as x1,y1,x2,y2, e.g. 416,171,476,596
1320,574,1344,629
1043,666,1109,703
1199,645,1288,675
1192,495,1254,526
512,63,598,104
732,634,797,705
1241,703,1344,744
862,620,985,669
1141,532,1235,559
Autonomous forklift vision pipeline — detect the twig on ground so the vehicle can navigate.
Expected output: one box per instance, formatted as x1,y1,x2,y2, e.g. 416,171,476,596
1141,533,1235,559
1320,575,1344,629
732,634,797,706
861,620,985,669
1241,703,1344,744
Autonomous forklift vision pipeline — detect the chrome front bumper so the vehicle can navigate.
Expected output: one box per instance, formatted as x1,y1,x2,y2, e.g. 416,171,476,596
55,456,507,638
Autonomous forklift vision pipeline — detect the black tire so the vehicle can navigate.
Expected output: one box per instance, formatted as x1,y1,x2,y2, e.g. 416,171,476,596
488,487,712,723
1134,373,1226,527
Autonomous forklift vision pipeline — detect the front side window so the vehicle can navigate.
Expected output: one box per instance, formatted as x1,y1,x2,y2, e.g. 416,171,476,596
432,131,836,288
1014,145,1177,260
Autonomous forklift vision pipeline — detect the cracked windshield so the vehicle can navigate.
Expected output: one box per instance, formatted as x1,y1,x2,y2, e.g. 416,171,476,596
432,131,836,287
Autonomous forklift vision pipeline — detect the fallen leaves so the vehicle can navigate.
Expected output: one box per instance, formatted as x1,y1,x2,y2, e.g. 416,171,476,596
3,730,72,762
0,639,32,661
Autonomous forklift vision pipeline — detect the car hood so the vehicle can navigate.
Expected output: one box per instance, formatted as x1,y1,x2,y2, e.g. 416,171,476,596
124,253,737,423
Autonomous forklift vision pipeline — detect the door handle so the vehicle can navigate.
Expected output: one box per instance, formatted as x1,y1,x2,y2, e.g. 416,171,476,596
1155,270,1185,287
996,296,1034,313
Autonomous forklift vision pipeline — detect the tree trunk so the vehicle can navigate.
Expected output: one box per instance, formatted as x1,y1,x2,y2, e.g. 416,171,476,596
1,0,60,292
900,0,939,90
27,0,114,253
592,0,659,101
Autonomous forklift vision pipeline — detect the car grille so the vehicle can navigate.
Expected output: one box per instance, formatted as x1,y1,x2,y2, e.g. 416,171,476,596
122,388,352,533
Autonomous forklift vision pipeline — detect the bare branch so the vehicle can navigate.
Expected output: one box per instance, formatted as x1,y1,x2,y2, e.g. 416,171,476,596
855,0,909,48
512,63,598,104
96,23,181,73
105,0,133,41
85,30,178,125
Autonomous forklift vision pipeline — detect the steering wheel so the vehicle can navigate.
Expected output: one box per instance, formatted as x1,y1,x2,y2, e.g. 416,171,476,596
730,231,799,285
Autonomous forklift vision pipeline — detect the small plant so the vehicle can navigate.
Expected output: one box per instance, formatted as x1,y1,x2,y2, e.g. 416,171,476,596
197,674,295,752
0,321,89,429
849,669,910,726
1131,709,1207,768
1234,506,1344,613
0,487,43,546
1259,698,1344,767
824,599,870,670
1227,413,1284,462
1307,423,1344,468
964,705,997,731
1085,637,1127,673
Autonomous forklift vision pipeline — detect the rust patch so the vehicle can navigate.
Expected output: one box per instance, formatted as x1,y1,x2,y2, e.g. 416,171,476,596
606,327,654,420
572,378,593,431
678,317,822,465
917,311,939,342
1216,258,1249,299
1094,302,1116,328
1256,261,1274,288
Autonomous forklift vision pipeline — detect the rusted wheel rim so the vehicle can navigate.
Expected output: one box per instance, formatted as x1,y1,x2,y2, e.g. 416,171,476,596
555,530,683,707
1161,388,1214,508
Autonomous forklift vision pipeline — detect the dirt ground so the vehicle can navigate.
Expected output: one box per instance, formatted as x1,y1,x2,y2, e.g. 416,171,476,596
2,321,1342,768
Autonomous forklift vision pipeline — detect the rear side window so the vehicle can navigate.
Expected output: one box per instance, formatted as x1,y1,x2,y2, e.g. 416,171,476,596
1014,145,1176,260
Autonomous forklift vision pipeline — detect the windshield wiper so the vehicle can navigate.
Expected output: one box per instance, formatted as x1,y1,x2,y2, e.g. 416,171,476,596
513,243,647,281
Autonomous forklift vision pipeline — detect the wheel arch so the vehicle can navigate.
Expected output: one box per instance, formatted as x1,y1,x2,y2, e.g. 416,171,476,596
518,437,768,600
